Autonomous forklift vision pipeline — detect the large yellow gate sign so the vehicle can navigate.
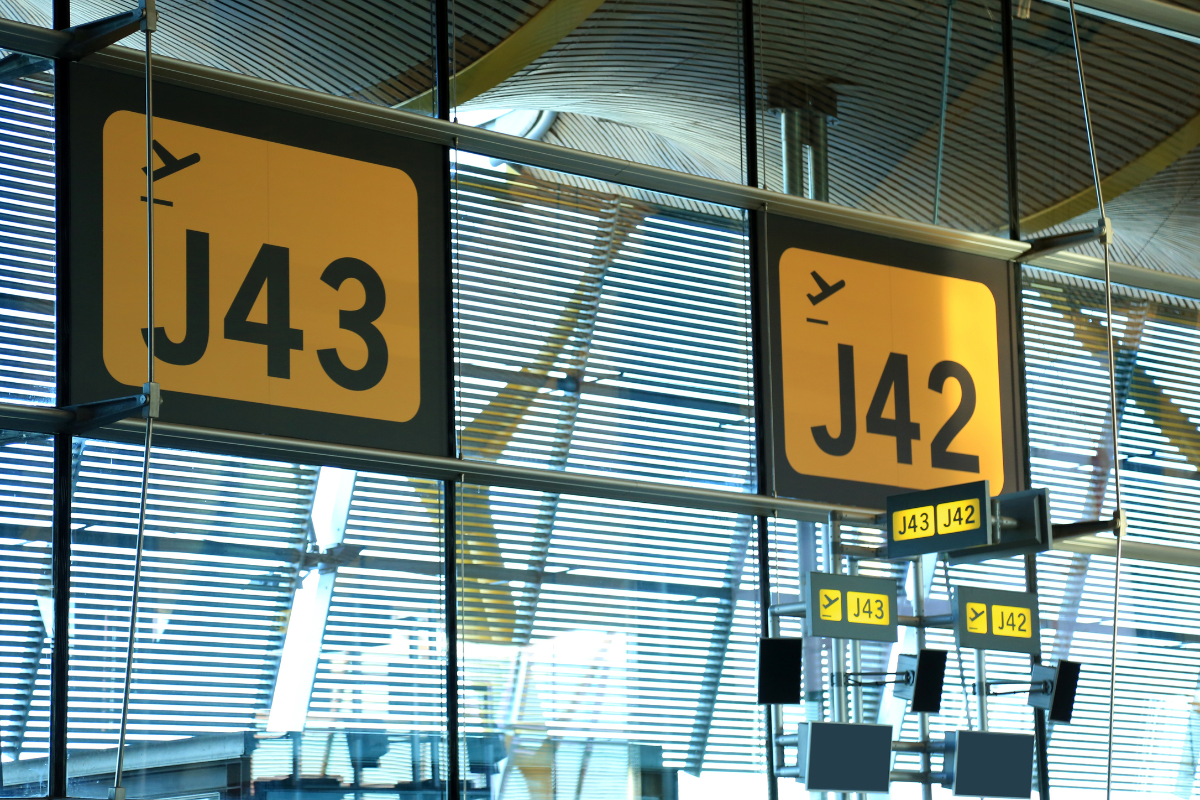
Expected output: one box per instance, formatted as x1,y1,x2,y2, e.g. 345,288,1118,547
767,216,1024,508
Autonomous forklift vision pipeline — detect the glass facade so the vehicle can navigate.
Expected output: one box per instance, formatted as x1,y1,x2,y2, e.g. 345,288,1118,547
0,1,1192,799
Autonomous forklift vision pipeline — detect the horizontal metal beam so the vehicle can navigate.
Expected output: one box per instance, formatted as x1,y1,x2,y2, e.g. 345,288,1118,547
0,17,69,60
77,47,1200,301
85,415,881,524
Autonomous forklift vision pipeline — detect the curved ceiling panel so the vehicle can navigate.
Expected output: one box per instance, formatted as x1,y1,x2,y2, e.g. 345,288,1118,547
3,0,1199,272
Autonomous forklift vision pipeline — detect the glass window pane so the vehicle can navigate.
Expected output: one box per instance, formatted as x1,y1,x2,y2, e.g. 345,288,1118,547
0,62,53,406
1016,10,1200,267
67,440,445,798
69,1,436,112
756,0,1008,232
458,484,764,796
1022,267,1200,790
447,0,745,181
0,434,53,798
454,160,755,491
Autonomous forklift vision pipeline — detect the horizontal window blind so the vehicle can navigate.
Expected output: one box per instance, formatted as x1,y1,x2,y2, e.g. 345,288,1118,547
0,71,53,407
68,441,316,760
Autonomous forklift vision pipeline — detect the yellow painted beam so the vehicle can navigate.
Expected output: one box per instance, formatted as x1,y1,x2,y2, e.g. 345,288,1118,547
400,0,608,113
1021,109,1200,233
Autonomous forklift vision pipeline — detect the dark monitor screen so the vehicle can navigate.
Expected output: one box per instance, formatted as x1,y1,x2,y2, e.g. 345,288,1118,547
805,722,892,793
953,731,1034,798
757,637,803,704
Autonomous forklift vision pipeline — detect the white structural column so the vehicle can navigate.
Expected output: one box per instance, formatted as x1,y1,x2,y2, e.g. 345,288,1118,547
267,466,358,733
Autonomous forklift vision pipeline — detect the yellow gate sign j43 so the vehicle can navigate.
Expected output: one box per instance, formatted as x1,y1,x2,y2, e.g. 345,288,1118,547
779,248,1005,493
103,112,422,422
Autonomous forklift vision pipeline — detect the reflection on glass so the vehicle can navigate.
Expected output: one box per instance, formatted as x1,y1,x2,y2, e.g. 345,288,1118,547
66,442,445,798
0,433,54,798
757,0,1007,232
446,0,744,181
0,4,50,26
459,485,763,799
454,160,754,490
69,0,436,111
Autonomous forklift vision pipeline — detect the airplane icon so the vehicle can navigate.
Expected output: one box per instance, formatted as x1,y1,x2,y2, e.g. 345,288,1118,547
142,140,200,182
822,594,840,610
807,270,846,305
969,607,985,622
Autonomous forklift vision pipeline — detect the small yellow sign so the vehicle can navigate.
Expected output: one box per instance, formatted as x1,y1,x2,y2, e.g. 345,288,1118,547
847,592,889,625
818,588,843,621
779,249,1005,492
992,605,1033,638
892,506,935,540
965,602,988,634
936,498,981,534
103,111,422,421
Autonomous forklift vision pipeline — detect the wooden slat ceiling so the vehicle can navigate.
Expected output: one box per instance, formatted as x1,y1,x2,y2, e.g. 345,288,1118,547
2,0,1198,274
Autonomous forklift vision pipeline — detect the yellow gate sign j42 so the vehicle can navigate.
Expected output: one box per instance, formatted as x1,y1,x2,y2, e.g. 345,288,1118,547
778,248,1006,495
102,111,421,422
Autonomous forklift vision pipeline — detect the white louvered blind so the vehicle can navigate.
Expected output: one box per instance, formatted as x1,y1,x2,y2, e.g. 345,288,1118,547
0,69,54,407
453,161,762,783
0,436,53,792
1021,268,1200,795
67,441,317,767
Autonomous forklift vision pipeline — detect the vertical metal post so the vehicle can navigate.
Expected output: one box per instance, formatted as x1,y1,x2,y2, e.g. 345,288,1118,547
744,0,777,780
913,558,932,800
1000,0,1022,241
741,0,759,188
847,559,861,726
434,0,460,791
975,650,989,732
1026,553,1051,800
932,0,955,225
49,0,72,795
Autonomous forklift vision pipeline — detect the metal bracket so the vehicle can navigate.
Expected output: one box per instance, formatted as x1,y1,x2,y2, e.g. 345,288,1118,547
1018,215,1113,262
300,543,365,572
62,392,150,436
55,0,153,62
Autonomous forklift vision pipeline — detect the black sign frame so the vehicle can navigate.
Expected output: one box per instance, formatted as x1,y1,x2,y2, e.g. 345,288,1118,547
68,63,449,456
764,212,1028,509
885,480,992,559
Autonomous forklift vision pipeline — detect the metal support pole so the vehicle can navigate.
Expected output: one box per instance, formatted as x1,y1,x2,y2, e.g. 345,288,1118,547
1000,0,1022,241
848,559,862,727
48,1,72,795
914,558,933,800
933,0,955,225
1026,553,1051,800
976,650,989,732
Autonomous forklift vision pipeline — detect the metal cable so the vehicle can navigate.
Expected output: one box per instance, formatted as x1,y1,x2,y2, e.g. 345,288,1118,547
112,20,156,795
1065,3,1123,797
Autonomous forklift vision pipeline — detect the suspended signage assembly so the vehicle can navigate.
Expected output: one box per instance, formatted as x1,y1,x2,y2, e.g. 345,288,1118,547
68,64,448,453
766,214,1026,508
